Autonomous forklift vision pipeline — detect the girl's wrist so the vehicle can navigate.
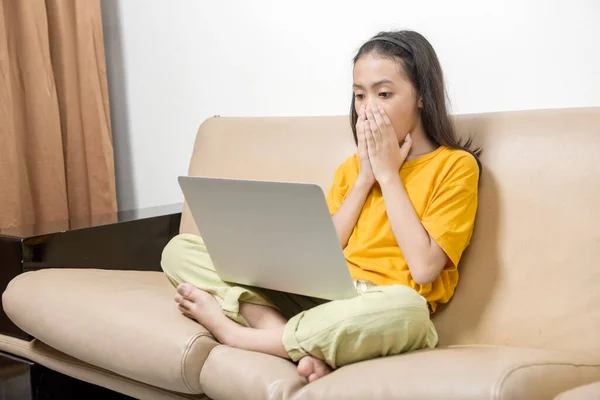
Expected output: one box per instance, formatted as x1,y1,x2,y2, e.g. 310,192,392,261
378,173,402,189
355,174,375,189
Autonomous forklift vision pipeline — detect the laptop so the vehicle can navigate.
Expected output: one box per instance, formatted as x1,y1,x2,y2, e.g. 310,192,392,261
178,176,357,300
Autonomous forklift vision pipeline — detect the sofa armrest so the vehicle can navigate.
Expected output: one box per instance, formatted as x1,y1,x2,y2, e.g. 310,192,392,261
554,381,600,399
3,269,217,394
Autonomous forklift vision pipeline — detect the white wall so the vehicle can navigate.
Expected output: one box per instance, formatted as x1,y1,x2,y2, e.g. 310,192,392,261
101,0,600,211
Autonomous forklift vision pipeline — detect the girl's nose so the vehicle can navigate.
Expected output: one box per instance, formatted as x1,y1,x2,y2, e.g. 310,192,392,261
368,101,381,112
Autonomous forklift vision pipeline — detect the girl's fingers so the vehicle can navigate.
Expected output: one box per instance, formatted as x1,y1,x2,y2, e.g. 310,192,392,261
355,107,364,130
370,104,387,136
357,106,365,124
400,133,413,156
357,108,367,145
355,111,362,142
365,117,376,151
377,105,393,126
357,107,367,140
365,107,381,145
358,125,367,150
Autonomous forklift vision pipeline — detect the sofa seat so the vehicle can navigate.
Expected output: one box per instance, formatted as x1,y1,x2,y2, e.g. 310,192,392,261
3,268,600,400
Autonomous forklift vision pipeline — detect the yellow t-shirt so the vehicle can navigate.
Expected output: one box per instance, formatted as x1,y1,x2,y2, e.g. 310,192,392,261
326,146,479,312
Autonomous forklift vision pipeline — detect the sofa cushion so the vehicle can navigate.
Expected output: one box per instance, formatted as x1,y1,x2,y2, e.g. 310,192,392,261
200,345,600,400
200,345,307,400
2,269,217,394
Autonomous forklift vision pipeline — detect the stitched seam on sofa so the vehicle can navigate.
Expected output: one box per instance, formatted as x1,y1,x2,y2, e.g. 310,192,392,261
493,361,600,400
0,339,196,399
181,332,214,393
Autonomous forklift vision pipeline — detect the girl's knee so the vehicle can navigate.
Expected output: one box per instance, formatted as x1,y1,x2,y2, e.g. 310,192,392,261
161,235,182,273
359,284,430,317
363,286,438,353
284,286,437,368
160,234,204,281
332,310,436,367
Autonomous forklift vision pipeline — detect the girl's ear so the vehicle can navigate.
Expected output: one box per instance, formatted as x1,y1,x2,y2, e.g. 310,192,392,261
418,95,424,109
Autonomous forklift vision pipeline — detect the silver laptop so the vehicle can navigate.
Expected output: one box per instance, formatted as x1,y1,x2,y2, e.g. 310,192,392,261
178,176,357,300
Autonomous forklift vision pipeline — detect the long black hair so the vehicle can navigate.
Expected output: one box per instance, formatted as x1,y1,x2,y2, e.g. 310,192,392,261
350,30,482,162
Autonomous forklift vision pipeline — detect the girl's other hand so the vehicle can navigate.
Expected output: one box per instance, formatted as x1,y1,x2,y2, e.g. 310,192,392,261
356,106,376,187
365,104,412,184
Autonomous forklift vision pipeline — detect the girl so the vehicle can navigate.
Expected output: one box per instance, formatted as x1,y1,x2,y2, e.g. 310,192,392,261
161,30,480,383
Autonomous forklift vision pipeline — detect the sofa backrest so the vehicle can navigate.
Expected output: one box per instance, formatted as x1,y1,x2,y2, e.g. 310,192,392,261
180,108,600,354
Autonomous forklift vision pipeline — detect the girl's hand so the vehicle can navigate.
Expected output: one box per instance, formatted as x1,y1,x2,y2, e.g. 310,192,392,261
356,106,376,187
365,104,412,184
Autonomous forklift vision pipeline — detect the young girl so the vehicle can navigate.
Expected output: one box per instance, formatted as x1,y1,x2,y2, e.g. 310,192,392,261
161,30,480,383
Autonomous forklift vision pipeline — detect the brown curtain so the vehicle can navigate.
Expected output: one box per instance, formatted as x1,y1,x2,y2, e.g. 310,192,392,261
0,0,117,230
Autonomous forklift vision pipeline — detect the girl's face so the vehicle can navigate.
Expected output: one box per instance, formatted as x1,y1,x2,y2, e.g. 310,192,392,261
353,53,422,143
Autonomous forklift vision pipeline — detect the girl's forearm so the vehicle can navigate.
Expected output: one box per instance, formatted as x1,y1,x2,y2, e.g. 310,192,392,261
332,177,373,248
379,175,445,284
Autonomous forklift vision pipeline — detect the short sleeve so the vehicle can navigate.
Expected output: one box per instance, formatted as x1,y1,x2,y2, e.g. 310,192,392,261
325,156,357,216
421,155,479,267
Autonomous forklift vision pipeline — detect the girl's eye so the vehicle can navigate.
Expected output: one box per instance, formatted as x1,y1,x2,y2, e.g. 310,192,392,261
354,93,365,100
379,92,391,98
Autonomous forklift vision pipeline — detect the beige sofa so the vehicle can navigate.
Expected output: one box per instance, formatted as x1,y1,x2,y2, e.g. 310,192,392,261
2,108,600,399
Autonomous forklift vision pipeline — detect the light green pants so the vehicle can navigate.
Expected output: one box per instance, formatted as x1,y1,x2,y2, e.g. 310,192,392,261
161,234,438,368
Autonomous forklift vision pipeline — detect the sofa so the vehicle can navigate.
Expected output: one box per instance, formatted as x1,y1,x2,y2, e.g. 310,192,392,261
2,108,600,399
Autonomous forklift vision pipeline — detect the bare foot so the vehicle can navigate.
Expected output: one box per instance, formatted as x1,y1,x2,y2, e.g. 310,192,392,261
297,356,332,382
175,283,233,341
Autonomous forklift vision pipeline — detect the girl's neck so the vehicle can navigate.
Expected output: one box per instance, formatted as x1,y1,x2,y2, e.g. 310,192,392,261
406,125,438,161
